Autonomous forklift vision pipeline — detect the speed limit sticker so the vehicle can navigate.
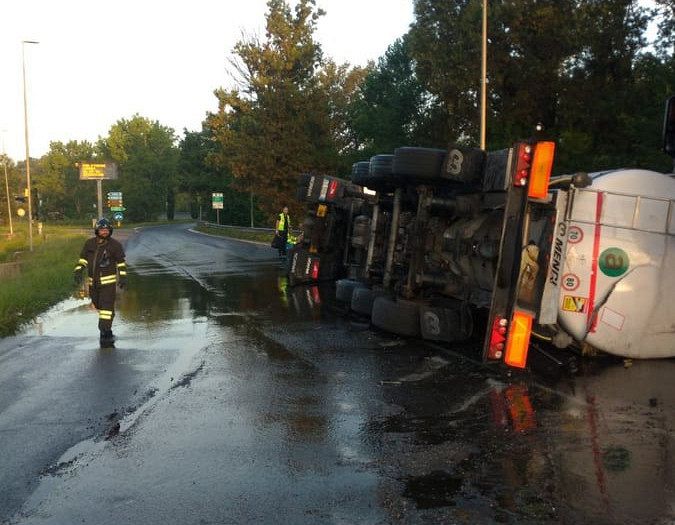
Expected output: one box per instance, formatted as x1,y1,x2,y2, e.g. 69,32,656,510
567,226,584,244
561,273,580,291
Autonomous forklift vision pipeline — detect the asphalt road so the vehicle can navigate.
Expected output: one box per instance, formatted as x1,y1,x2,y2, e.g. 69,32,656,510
0,223,673,524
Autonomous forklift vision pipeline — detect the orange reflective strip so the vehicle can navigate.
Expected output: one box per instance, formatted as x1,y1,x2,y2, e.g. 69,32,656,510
528,142,555,199
504,310,533,368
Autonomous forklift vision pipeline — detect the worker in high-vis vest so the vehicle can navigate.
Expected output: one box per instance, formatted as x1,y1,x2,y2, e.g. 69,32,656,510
274,206,291,258
73,218,128,347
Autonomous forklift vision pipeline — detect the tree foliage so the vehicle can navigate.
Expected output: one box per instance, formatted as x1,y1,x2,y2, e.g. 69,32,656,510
178,128,266,226
405,0,674,174
348,37,435,157
98,115,179,222
35,141,97,219
0,156,22,226
207,0,357,221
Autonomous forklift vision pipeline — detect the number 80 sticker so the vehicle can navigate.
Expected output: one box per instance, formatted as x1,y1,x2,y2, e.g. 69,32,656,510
562,273,580,291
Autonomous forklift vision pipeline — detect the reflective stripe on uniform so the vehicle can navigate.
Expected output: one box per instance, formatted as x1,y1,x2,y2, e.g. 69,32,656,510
74,265,83,271
116,262,126,268
119,271,127,276
277,213,290,232
78,258,88,266
99,309,113,320
100,275,117,285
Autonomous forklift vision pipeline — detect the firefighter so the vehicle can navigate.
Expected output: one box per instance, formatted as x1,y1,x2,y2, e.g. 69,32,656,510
274,205,291,258
73,218,127,347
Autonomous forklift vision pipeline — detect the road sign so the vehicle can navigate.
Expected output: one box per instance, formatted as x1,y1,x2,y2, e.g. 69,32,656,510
107,191,122,197
113,212,124,221
108,199,123,207
212,192,224,210
110,206,126,212
78,162,119,180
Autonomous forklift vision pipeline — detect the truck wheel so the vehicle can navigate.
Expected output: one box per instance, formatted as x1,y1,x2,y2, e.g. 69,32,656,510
441,146,486,184
352,154,396,192
336,279,366,303
371,296,420,337
420,303,473,342
351,161,371,178
392,147,447,182
350,287,386,317
369,154,394,176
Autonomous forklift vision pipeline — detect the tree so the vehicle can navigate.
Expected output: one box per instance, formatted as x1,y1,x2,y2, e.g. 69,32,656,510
206,0,332,221
409,0,579,148
406,0,673,174
35,140,97,219
556,0,660,172
316,59,370,173
0,155,21,227
348,37,433,157
178,128,265,225
98,115,179,222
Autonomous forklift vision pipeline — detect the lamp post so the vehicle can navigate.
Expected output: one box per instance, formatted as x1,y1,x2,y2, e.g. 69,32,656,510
22,39,39,251
480,0,487,150
1,131,13,236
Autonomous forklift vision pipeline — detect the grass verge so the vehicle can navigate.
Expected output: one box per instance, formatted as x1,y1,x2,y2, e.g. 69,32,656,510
0,231,87,336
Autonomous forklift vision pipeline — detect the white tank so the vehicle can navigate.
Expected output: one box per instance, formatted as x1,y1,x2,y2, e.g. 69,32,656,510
557,169,675,358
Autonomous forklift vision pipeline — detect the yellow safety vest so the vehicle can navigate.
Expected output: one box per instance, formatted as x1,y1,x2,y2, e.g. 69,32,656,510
277,213,290,232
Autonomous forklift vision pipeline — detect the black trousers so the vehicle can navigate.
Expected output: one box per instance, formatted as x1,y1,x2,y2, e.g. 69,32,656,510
278,230,288,256
90,284,116,331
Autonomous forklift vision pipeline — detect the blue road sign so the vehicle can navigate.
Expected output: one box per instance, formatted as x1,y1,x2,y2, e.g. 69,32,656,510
113,212,124,221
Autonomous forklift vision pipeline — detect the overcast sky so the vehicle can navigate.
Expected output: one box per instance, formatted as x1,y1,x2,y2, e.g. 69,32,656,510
0,0,415,161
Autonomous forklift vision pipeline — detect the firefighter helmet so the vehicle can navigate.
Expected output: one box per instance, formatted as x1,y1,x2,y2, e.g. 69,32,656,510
95,217,113,237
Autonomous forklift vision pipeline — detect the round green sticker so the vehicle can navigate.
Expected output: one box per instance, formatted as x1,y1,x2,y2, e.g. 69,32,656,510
599,247,629,277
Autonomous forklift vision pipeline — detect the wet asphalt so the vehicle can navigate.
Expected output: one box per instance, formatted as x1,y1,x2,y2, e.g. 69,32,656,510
0,223,673,525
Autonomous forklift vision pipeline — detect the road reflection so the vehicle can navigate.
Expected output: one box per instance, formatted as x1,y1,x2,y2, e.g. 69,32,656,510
543,359,675,524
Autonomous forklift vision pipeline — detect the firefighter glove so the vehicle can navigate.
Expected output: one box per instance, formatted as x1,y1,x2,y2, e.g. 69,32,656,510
73,267,84,286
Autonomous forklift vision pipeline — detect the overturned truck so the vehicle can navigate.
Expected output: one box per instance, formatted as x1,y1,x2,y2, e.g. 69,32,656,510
288,97,675,369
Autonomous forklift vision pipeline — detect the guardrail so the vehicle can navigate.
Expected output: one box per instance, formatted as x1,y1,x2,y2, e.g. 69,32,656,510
197,222,301,235
197,221,276,233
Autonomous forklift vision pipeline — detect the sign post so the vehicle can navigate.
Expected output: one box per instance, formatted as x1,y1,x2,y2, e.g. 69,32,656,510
108,191,124,226
212,192,223,224
78,162,118,219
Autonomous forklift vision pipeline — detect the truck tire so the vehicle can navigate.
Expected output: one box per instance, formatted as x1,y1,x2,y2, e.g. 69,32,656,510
441,146,486,184
336,279,366,303
392,147,447,182
352,161,371,177
371,296,420,337
352,155,394,191
420,303,473,342
350,287,386,317
369,154,394,176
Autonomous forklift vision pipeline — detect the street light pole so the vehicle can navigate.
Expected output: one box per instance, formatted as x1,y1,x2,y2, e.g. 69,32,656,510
480,0,488,150
3,160,13,237
22,40,39,251
1,131,13,236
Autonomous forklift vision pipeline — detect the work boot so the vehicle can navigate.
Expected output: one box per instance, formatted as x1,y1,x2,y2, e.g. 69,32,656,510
100,329,115,348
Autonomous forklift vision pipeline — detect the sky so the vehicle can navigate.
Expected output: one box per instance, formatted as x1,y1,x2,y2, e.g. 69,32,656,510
0,0,415,162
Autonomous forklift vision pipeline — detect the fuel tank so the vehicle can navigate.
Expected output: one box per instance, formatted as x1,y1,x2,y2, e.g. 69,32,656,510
557,169,675,358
